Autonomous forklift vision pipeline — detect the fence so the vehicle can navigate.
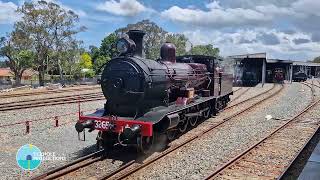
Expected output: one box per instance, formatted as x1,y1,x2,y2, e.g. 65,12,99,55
0,99,99,135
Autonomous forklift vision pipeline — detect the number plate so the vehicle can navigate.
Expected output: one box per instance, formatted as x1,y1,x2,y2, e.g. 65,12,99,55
94,120,111,130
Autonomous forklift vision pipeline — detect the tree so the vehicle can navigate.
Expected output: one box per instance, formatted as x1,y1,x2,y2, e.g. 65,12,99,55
314,56,320,63
93,55,110,74
115,19,167,59
166,34,187,56
15,1,85,86
0,61,7,68
190,44,219,56
0,31,34,86
79,52,92,69
89,45,100,62
100,33,119,58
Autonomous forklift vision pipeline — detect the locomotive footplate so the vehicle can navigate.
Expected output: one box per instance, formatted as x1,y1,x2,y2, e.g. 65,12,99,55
77,115,153,137
76,96,217,136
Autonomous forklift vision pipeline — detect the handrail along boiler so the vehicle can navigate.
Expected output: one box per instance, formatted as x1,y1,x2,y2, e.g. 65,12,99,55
75,30,233,153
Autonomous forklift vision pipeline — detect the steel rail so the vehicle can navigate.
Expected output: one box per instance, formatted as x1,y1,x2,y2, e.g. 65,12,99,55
31,150,104,180
0,94,105,112
300,81,316,102
276,126,319,180
303,80,320,90
29,84,282,180
0,92,102,107
204,83,318,180
99,84,284,180
0,86,100,99
225,84,275,110
229,87,250,103
232,87,243,93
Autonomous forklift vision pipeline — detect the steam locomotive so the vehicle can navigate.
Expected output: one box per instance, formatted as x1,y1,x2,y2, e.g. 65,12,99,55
267,68,285,83
75,30,233,153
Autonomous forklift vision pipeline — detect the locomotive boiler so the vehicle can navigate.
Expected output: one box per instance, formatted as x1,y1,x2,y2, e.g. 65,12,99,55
75,30,233,153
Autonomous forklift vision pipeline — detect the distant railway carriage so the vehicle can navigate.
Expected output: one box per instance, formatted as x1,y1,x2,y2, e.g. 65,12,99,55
75,30,233,153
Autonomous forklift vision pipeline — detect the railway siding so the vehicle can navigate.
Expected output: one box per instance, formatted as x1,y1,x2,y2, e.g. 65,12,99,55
121,83,312,180
210,100,320,179
2,82,318,179
29,84,281,179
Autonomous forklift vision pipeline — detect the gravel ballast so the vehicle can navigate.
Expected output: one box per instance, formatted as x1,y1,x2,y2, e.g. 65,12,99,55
125,82,313,180
0,98,105,179
0,81,317,179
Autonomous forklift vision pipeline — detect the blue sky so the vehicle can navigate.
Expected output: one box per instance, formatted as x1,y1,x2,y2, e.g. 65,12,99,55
1,0,320,60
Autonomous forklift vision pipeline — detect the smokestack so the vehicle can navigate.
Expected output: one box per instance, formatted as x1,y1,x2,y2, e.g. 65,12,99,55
127,30,145,57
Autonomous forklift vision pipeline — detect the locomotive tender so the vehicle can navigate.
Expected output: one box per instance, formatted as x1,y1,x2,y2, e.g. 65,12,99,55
75,30,233,153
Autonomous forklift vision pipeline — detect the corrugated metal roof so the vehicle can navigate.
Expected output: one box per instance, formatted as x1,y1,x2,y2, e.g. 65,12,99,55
293,62,320,66
228,53,266,59
266,59,293,63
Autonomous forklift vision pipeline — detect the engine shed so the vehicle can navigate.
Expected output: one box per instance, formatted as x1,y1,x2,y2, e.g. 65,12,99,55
229,52,320,86
229,53,267,86
292,62,320,78
266,59,293,82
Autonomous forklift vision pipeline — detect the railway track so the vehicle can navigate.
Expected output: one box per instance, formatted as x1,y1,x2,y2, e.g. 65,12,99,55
32,150,104,180
204,83,319,180
303,80,320,90
30,84,284,180
102,84,284,180
0,86,100,99
0,92,104,112
230,87,250,103
232,87,243,93
226,84,275,110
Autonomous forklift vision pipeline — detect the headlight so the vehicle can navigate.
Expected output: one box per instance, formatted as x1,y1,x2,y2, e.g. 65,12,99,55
116,37,136,55
117,38,129,53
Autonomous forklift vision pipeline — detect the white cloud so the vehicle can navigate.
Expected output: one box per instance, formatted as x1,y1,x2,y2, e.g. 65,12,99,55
0,1,20,24
255,4,294,17
161,4,269,28
183,29,320,60
161,1,314,28
97,0,146,16
44,0,87,17
161,1,320,60
25,0,87,17
292,0,320,17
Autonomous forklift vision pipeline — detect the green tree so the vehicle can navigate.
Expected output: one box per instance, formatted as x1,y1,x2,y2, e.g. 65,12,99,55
314,56,320,63
100,33,119,58
59,40,82,80
15,1,85,86
190,44,219,56
93,55,110,74
89,45,100,62
166,34,187,56
0,31,34,86
0,61,6,68
115,19,167,59
80,52,92,69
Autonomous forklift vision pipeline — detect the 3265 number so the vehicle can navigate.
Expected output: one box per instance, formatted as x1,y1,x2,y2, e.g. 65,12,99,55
95,120,110,130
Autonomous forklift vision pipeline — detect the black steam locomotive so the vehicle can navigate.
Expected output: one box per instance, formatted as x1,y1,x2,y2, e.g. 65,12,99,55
292,71,307,82
75,30,233,153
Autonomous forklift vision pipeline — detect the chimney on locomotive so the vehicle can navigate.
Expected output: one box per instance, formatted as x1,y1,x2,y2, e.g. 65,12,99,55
160,42,176,63
127,30,145,57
